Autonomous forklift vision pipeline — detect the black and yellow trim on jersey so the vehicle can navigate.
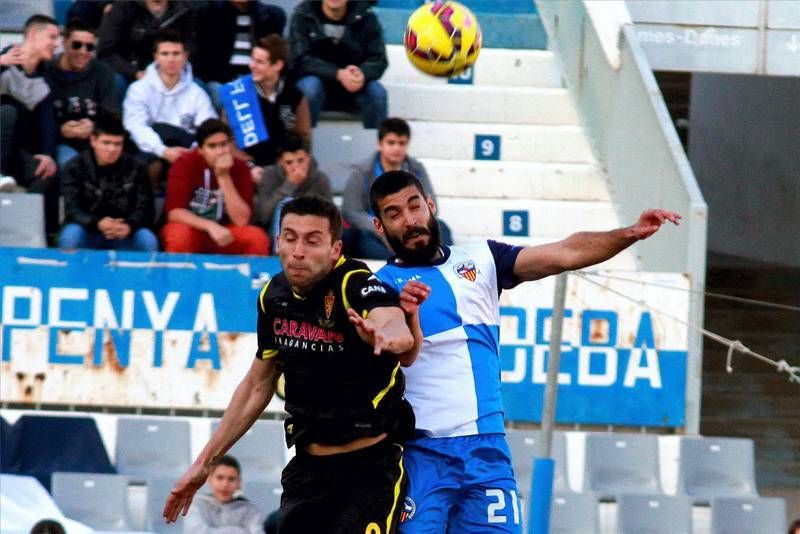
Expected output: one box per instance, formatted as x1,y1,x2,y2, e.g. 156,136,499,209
258,278,272,314
341,267,371,315
386,445,405,534
372,362,400,409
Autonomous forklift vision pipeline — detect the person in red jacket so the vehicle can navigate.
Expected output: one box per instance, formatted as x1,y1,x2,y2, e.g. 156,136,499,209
161,118,269,255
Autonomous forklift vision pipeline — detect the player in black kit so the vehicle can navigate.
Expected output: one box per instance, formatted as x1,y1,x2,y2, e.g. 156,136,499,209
164,195,430,534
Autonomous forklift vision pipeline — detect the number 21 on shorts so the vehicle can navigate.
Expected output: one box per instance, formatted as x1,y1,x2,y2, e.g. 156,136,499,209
486,488,521,525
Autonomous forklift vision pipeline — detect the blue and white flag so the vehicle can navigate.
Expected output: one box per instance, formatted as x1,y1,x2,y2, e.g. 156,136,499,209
219,74,269,149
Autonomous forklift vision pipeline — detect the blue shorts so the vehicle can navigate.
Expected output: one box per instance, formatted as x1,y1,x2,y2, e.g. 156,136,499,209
398,433,522,533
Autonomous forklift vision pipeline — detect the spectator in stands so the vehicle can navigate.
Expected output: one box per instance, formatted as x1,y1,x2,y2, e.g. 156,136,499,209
342,117,452,259
290,0,388,128
59,111,157,252
123,29,217,192
253,132,332,249
0,14,61,235
29,519,65,534
221,34,311,181
789,518,800,534
161,119,269,255
97,0,195,92
185,455,265,534
194,0,287,109
45,19,119,167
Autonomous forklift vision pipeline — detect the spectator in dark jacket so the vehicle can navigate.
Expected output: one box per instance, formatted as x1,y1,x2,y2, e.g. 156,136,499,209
342,117,452,259
290,0,388,128
97,0,196,91
45,18,120,167
59,112,157,251
254,132,332,247
0,14,61,234
194,0,286,108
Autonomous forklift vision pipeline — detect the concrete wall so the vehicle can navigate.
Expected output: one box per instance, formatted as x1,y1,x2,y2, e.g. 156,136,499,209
689,73,800,267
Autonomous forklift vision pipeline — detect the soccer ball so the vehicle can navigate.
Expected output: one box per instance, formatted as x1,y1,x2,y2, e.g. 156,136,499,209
404,1,482,77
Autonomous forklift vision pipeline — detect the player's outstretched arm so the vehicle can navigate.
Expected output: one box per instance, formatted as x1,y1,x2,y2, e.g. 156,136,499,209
513,209,681,281
163,357,280,523
348,307,415,356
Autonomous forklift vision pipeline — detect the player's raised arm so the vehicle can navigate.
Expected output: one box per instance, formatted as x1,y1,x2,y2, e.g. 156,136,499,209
513,209,682,281
348,307,414,356
163,357,280,523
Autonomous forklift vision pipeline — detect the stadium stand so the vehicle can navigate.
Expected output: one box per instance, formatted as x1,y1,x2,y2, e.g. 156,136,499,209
582,433,662,499
1,473,92,533
677,436,758,504
51,471,132,531
3,415,115,490
211,418,288,483
115,417,191,483
617,493,693,534
548,492,599,534
0,193,47,248
505,428,569,498
710,496,788,534
243,479,283,517
314,124,378,194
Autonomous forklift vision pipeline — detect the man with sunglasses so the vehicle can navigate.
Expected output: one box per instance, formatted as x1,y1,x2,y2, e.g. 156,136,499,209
45,18,119,167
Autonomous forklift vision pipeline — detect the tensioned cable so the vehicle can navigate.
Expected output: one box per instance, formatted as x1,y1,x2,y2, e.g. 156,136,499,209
571,271,800,385
575,270,800,313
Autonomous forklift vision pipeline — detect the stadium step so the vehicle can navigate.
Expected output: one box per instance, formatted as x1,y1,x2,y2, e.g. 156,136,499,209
383,45,563,88
374,7,548,50
406,121,595,163
420,160,610,201
387,84,579,125
437,198,620,239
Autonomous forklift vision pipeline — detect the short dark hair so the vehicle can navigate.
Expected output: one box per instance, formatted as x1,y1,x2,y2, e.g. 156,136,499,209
29,519,66,534
93,110,126,137
255,34,289,70
278,132,309,156
24,14,58,36
369,170,427,219
153,28,185,53
279,195,343,242
196,119,233,146
64,18,94,38
213,455,241,476
378,117,411,141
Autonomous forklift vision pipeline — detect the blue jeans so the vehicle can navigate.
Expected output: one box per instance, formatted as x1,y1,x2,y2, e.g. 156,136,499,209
56,144,80,167
296,75,387,128
58,223,159,251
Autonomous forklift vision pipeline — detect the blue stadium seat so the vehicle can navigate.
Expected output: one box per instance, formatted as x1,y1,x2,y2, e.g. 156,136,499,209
505,428,569,497
549,492,598,534
51,471,132,531
145,477,184,534
115,417,191,483
677,436,758,504
0,193,47,248
4,415,114,489
617,494,693,534
211,419,287,483
312,123,377,194
582,433,661,499
711,496,787,534
242,479,283,517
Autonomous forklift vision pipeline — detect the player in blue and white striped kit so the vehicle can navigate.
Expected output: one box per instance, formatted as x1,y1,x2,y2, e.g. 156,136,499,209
369,171,681,533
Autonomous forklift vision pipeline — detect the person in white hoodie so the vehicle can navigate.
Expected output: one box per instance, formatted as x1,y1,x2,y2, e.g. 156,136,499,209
184,455,265,534
123,28,216,190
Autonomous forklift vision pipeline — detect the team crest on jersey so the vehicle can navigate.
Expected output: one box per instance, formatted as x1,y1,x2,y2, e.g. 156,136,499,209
320,290,335,328
455,260,478,282
400,496,416,523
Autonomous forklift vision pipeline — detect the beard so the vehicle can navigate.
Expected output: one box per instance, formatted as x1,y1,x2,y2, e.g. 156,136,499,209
385,215,442,265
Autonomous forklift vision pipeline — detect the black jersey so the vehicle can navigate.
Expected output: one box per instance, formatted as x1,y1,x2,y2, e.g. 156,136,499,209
256,256,415,448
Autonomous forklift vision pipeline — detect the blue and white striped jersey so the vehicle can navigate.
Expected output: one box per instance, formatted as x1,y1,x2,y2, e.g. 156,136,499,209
377,240,522,438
